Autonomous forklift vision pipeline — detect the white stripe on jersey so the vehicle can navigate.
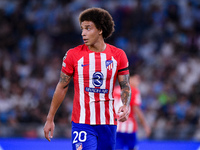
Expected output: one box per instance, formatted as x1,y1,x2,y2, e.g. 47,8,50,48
100,101,105,124
89,53,96,124
100,53,107,124
100,53,107,101
109,57,117,100
108,57,117,124
109,100,114,124
78,57,85,123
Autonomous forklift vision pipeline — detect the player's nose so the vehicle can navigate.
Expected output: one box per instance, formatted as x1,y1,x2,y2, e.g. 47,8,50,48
81,29,86,36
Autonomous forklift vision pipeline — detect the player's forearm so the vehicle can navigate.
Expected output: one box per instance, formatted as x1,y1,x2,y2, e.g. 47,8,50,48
119,75,131,106
46,84,69,121
47,72,71,121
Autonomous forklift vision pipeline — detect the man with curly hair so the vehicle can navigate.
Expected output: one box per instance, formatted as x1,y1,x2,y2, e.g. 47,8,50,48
44,7,131,150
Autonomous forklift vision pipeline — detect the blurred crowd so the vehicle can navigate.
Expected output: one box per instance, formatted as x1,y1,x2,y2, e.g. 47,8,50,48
0,0,200,140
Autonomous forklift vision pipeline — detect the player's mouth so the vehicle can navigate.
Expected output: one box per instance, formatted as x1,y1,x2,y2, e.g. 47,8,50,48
83,39,88,43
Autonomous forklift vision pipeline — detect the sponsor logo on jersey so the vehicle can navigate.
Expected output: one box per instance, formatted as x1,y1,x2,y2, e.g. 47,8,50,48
84,71,108,94
106,60,113,70
85,87,108,94
92,72,104,87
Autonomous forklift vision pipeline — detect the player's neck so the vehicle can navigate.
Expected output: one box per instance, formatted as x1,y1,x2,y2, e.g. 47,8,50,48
88,41,106,52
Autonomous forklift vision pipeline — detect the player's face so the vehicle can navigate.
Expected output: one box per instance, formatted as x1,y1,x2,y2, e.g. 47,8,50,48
81,21,102,46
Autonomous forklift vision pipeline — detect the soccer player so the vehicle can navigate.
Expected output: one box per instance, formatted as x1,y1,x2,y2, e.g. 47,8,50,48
43,8,131,150
114,70,151,150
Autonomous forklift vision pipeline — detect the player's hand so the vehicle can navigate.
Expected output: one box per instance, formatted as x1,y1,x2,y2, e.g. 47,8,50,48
117,105,130,122
43,120,55,142
145,125,151,137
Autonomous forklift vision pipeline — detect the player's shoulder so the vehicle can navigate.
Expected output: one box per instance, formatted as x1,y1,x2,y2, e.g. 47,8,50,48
67,44,85,53
64,44,86,58
107,44,126,56
107,44,123,52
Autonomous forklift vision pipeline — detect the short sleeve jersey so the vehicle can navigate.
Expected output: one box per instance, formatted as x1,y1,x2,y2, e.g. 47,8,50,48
62,44,129,125
114,85,141,133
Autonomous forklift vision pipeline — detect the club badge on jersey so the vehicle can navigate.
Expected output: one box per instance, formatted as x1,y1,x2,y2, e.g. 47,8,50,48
106,60,113,70
76,143,83,150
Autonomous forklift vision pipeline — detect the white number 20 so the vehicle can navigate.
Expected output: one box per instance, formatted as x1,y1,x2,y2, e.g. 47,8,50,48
73,131,87,143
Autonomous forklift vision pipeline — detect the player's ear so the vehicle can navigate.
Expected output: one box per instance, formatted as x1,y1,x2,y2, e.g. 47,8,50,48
99,29,103,35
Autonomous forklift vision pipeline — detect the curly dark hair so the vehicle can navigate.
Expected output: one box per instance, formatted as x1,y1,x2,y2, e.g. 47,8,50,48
79,7,115,39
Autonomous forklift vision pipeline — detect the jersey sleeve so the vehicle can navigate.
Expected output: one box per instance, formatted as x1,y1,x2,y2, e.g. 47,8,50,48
118,50,129,75
61,49,74,76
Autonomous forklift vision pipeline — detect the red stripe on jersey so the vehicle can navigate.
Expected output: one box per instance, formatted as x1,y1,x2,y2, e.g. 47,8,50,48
112,100,117,125
105,100,110,124
112,76,118,125
72,89,80,123
83,55,90,124
105,55,112,124
95,53,101,124
72,67,80,123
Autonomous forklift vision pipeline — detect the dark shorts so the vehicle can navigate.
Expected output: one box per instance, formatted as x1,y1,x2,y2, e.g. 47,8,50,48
115,132,137,150
71,121,117,150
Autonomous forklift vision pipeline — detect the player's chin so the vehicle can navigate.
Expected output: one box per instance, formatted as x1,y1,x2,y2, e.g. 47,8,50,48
84,41,90,46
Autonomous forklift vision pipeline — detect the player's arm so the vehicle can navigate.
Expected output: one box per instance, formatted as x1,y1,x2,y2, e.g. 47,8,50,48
44,71,72,141
133,105,151,137
117,74,131,122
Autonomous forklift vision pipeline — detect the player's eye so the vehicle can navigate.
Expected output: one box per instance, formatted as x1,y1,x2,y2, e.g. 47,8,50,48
86,27,91,31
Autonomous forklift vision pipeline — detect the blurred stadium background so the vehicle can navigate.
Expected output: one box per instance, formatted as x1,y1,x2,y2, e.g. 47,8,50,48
0,0,200,149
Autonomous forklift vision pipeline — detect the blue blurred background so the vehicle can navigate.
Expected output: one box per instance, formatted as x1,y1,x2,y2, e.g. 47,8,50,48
0,0,200,149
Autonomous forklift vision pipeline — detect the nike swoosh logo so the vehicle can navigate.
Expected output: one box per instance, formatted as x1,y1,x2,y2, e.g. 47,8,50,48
81,64,89,67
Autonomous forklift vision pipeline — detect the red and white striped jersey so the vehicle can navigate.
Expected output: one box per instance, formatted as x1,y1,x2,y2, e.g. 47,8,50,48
114,85,141,133
61,44,129,125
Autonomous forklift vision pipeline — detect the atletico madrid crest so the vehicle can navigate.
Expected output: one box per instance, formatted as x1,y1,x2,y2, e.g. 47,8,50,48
105,60,113,70
76,143,82,150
